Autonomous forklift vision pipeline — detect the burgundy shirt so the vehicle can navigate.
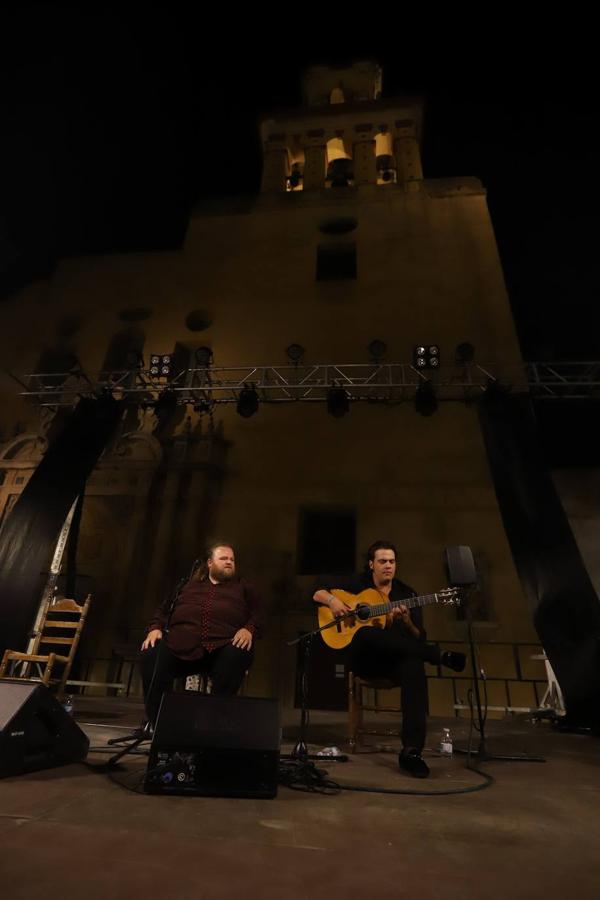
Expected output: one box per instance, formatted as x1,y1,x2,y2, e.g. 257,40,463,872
146,577,264,661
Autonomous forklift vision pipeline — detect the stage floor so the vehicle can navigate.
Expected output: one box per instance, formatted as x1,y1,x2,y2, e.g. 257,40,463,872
1,696,599,899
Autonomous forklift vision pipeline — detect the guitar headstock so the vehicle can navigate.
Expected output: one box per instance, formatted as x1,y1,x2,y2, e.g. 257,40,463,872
437,587,461,606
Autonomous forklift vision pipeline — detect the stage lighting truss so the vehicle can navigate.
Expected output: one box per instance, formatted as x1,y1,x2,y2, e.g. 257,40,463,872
11,361,600,408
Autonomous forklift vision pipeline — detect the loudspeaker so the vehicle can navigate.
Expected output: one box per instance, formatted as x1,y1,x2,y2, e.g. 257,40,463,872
445,546,478,587
0,680,89,778
145,693,280,798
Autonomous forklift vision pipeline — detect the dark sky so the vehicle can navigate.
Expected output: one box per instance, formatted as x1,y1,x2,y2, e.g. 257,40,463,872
1,6,598,367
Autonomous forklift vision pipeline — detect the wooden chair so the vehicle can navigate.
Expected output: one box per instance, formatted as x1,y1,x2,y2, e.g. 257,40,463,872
348,672,402,751
0,594,92,698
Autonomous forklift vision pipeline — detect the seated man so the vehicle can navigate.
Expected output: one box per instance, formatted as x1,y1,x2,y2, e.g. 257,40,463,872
140,542,263,730
313,540,465,778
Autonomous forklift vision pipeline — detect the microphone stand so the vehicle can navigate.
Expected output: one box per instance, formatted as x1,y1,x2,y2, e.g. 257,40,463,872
281,609,360,763
106,562,198,767
454,588,545,763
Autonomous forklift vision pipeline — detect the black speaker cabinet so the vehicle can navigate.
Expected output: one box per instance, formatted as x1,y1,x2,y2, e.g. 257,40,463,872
445,545,477,587
145,693,280,798
0,680,89,778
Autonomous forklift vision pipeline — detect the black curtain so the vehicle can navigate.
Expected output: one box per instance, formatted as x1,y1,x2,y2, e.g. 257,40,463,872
478,390,600,725
0,395,122,657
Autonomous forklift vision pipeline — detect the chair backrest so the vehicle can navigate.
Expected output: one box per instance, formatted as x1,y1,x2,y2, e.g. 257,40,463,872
35,594,92,667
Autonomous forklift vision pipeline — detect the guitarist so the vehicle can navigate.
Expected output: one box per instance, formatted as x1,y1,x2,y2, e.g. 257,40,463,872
313,540,466,778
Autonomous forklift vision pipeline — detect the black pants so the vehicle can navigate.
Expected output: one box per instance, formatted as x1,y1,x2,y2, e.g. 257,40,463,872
347,628,441,752
140,640,253,725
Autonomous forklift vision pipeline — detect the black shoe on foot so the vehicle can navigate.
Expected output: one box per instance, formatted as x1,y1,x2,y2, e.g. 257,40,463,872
399,748,430,779
441,650,467,672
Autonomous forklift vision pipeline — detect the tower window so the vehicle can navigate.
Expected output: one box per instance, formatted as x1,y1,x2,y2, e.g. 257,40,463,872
316,243,357,281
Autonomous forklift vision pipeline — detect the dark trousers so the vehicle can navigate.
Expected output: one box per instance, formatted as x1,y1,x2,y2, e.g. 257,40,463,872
348,627,441,752
141,639,253,725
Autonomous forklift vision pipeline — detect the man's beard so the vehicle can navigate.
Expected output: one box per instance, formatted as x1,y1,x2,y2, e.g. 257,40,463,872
211,565,235,582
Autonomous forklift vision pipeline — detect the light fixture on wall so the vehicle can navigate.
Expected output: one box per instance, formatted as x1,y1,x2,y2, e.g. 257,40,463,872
237,387,259,418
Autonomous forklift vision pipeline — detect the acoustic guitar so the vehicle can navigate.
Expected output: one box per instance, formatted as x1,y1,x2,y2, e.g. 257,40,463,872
317,587,461,650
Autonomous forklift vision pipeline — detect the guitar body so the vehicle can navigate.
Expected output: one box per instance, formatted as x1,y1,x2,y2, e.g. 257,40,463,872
317,589,390,650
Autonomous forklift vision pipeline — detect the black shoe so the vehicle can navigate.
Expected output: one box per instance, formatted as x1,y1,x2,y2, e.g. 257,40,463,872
441,650,467,672
399,748,430,779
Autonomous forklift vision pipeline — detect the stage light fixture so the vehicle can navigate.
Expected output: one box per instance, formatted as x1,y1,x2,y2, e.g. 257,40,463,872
455,342,475,364
286,343,305,363
415,380,438,416
327,387,350,418
237,387,259,418
150,354,172,378
413,344,440,370
153,389,178,419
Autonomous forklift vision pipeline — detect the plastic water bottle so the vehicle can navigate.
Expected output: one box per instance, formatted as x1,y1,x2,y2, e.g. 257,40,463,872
63,696,74,716
440,727,453,758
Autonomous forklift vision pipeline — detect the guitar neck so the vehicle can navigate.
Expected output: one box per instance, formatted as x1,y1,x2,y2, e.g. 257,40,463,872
369,593,443,618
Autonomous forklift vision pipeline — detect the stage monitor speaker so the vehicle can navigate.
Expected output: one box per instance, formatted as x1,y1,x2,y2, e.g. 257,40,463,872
0,680,89,778
145,693,280,798
445,545,477,587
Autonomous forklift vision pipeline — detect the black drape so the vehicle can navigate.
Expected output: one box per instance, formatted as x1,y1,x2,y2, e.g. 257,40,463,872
478,390,600,725
0,396,122,657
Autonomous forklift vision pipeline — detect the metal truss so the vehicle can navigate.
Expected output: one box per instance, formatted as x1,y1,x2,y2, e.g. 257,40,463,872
525,362,600,400
10,361,600,407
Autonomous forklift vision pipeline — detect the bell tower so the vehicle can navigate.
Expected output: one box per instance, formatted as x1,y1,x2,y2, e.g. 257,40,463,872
260,60,423,194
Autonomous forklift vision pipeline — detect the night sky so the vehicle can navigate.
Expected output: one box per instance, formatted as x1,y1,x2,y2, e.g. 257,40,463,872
1,7,598,461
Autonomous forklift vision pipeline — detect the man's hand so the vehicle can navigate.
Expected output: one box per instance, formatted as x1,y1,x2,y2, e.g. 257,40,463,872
390,605,420,637
329,597,352,619
390,604,411,625
232,628,253,651
141,629,162,650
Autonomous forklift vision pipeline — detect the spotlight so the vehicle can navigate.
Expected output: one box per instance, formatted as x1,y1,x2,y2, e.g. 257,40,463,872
286,343,305,363
455,342,475,364
193,400,212,414
415,380,438,416
327,387,350,418
153,389,178,419
368,339,387,362
413,344,440,370
150,354,172,378
237,387,259,418
194,346,213,367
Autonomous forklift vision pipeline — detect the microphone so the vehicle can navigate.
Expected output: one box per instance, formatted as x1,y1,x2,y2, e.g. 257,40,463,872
188,558,201,579
355,603,371,621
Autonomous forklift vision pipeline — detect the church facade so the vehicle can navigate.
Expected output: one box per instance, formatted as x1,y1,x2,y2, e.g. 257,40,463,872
0,62,546,712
